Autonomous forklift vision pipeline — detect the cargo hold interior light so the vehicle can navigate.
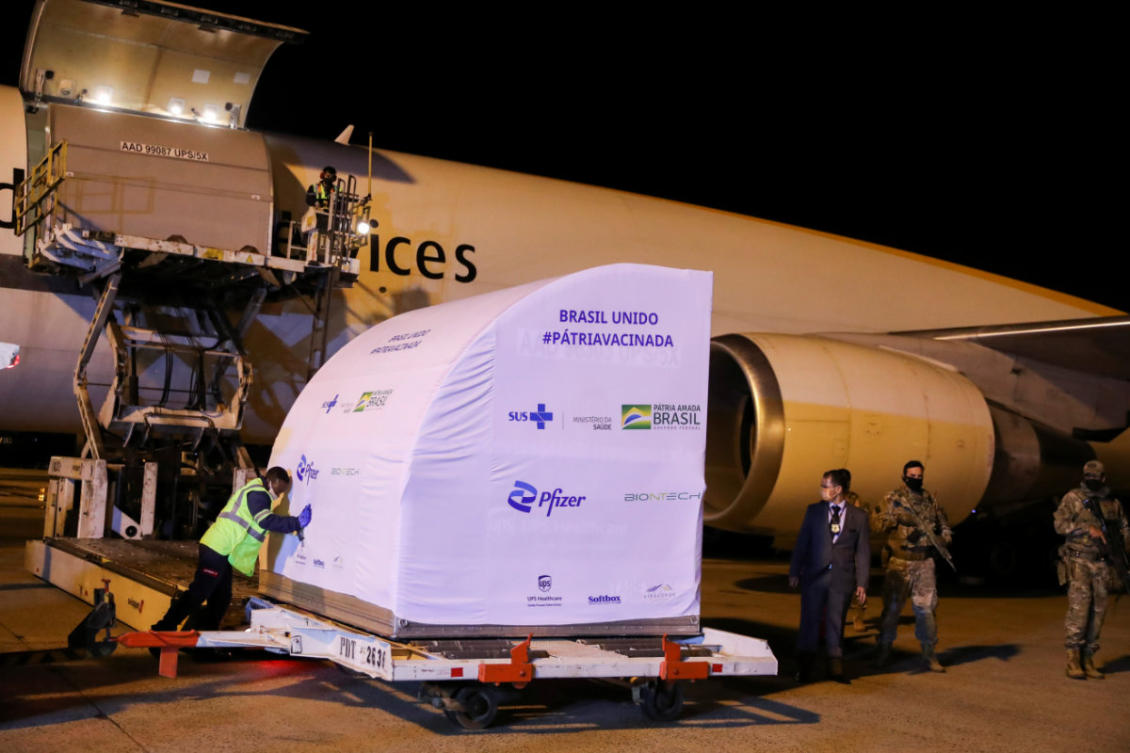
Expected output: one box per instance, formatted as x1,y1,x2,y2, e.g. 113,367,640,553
1,342,19,369
92,86,113,106
167,97,185,116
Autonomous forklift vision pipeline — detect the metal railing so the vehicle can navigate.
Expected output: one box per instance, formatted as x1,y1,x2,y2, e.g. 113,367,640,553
14,140,67,237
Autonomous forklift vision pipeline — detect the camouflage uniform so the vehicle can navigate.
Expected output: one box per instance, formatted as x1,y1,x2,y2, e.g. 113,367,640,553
873,485,951,652
1053,484,1129,656
845,491,871,630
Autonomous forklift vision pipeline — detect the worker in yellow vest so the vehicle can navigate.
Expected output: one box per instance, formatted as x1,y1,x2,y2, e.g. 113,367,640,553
152,467,310,632
305,166,337,210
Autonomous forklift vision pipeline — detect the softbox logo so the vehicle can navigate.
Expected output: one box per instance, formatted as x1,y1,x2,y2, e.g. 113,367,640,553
508,481,538,513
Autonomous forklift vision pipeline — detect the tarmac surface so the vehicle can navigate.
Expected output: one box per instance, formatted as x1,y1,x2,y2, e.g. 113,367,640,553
2,479,1129,753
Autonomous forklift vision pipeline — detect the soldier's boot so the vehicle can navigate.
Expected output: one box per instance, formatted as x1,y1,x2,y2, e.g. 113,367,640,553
1065,649,1085,679
921,643,945,673
1081,650,1104,679
873,642,892,668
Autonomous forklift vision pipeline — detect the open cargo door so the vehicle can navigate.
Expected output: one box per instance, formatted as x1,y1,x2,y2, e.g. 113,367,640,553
19,0,305,125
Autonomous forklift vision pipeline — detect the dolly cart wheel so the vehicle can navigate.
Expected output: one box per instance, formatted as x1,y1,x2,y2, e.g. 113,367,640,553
636,679,685,721
444,685,501,729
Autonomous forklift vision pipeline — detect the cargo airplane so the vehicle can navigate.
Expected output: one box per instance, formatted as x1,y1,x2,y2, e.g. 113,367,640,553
1,0,1127,563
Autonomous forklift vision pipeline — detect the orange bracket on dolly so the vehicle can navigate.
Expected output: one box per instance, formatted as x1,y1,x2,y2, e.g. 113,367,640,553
478,634,534,685
659,633,709,681
117,631,201,679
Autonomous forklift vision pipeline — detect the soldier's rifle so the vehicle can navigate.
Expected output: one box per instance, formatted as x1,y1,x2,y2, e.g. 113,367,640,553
892,497,956,572
1083,496,1130,593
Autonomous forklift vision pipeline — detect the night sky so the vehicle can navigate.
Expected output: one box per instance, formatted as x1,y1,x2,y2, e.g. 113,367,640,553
3,2,1121,312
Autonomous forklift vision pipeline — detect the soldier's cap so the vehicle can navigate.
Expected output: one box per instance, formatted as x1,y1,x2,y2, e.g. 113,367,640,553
1083,460,1105,478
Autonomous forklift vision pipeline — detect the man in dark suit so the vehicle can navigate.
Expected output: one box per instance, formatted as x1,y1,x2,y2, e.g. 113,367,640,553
788,468,871,682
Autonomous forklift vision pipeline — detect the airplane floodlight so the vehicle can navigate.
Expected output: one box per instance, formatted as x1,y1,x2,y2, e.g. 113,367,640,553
356,220,371,235
93,86,113,105
168,98,185,116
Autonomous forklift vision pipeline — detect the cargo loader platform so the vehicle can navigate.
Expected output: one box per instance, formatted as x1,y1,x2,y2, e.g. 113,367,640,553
25,536,259,631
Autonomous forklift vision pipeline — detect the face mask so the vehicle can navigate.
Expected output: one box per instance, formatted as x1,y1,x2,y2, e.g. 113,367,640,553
1084,478,1105,492
903,476,923,492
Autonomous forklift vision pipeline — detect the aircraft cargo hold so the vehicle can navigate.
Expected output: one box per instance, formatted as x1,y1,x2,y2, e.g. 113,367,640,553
262,264,713,638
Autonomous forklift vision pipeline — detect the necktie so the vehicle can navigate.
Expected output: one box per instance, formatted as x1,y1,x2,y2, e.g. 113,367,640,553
830,504,842,539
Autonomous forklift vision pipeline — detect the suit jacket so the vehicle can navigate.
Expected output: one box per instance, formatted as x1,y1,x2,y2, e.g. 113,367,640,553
789,500,870,591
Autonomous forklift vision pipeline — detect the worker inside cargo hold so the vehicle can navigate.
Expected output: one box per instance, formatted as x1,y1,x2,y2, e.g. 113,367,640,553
152,467,311,633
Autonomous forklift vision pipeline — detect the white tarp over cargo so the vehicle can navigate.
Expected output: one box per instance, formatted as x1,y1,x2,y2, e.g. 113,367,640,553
266,264,713,631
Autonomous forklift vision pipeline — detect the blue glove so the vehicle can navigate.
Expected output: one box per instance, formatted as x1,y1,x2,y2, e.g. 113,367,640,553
297,504,312,528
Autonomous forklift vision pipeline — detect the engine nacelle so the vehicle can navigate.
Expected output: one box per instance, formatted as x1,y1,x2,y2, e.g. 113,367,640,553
705,333,996,541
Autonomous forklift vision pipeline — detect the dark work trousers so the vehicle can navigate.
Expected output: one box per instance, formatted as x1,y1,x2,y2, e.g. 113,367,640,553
797,570,853,658
152,544,233,632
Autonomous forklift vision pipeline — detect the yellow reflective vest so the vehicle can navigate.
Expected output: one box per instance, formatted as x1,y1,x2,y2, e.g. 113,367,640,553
200,478,272,576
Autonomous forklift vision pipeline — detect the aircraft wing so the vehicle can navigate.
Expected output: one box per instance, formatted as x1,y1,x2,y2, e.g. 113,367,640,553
897,315,1130,381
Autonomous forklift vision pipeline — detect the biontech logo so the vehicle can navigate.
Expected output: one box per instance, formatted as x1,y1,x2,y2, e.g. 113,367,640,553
507,481,586,517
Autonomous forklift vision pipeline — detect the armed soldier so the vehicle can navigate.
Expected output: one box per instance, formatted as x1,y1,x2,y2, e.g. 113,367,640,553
1054,460,1130,679
872,460,952,672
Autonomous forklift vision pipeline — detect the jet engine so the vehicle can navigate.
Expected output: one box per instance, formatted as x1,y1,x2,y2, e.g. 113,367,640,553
704,333,996,543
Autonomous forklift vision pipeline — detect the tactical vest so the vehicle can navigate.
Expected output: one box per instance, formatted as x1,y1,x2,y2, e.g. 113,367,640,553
200,478,270,576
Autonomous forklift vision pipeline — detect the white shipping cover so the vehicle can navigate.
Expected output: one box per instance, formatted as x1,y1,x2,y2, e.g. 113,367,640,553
268,264,713,626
